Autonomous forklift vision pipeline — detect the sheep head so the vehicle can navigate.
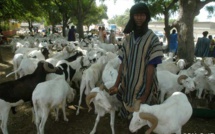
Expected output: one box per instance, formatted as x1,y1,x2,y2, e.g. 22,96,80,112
204,66,212,76
65,46,75,53
129,106,159,134
42,61,63,74
178,75,195,92
129,111,145,133
177,75,188,85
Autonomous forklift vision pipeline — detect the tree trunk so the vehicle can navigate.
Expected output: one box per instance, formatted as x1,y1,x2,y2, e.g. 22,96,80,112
77,0,84,39
28,20,33,33
52,24,55,33
62,17,66,37
62,13,68,37
176,0,214,66
175,0,197,66
163,10,171,53
77,18,84,39
0,48,3,62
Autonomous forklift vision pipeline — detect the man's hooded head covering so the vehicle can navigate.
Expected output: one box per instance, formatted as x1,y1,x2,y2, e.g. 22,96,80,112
123,2,151,36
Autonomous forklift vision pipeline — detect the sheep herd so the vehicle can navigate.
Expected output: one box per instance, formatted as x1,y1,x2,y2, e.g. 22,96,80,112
0,32,214,134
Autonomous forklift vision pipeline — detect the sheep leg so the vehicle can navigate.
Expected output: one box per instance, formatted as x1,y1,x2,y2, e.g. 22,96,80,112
110,110,115,134
197,88,203,99
0,108,10,134
33,101,40,133
90,114,100,134
76,78,85,115
54,107,59,121
31,107,35,123
159,91,165,103
39,108,49,134
14,65,18,79
76,91,83,115
175,128,182,134
62,99,69,122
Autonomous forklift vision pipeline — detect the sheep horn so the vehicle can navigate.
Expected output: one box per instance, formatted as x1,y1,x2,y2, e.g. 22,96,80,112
50,45,57,51
123,100,141,112
43,62,57,73
204,66,212,76
139,112,158,134
85,92,97,112
177,75,188,85
201,60,207,66
202,57,206,62
200,60,211,76
213,57,215,64
47,45,53,50
99,83,109,92
66,46,75,53
123,102,134,112
183,59,188,67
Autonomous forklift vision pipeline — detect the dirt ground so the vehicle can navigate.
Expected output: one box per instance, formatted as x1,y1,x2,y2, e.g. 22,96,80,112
0,46,215,134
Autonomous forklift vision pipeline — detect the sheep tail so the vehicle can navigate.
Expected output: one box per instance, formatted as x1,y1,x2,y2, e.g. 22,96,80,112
10,100,24,107
6,67,21,77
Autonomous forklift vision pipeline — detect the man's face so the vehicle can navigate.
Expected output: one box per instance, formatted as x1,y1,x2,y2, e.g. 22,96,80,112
133,13,146,27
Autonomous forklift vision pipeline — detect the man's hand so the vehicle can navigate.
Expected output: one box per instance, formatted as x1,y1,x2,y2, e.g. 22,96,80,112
109,86,118,95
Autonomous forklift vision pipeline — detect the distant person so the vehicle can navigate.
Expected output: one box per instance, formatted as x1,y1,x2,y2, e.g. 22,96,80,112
109,30,116,44
68,25,76,41
208,35,215,57
102,26,106,43
0,28,3,45
65,25,69,37
169,29,178,55
195,31,210,57
98,26,103,42
46,28,51,35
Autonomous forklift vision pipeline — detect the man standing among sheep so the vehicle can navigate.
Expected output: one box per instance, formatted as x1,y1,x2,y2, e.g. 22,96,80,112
68,25,76,41
109,2,163,120
195,31,210,57
169,29,178,55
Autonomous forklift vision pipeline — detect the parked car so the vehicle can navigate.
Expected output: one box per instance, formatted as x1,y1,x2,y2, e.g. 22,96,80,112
154,31,164,41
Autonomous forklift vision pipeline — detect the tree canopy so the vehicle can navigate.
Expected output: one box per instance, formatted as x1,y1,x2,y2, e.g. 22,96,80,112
0,0,108,38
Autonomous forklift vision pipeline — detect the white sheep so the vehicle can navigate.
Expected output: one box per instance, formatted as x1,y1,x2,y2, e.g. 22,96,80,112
0,100,24,134
94,42,119,53
207,74,215,97
32,77,75,134
27,49,46,60
86,86,121,134
157,62,180,74
15,47,38,55
193,66,211,99
157,70,195,103
176,59,187,70
76,55,108,115
0,61,62,134
12,53,24,79
102,56,121,84
178,60,203,78
129,92,193,134
6,57,40,78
